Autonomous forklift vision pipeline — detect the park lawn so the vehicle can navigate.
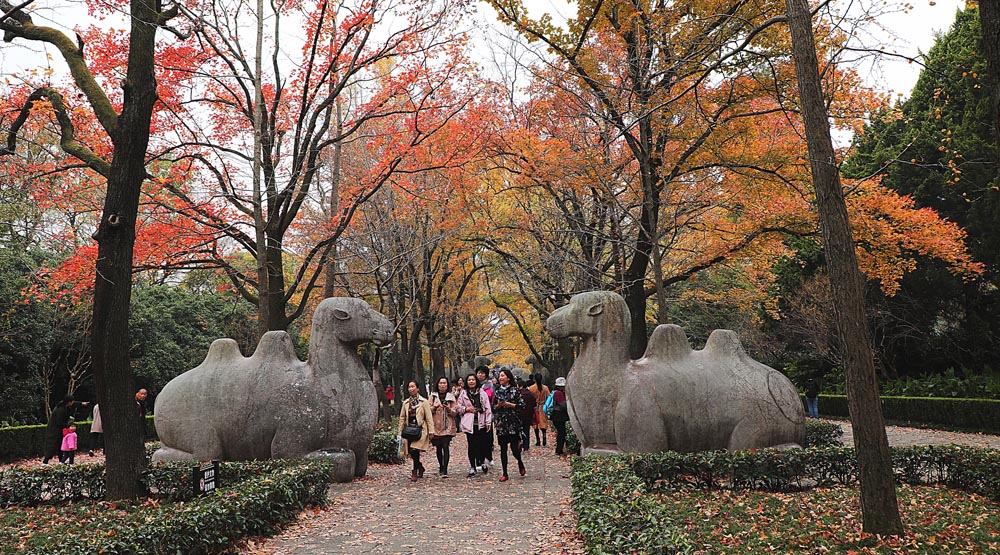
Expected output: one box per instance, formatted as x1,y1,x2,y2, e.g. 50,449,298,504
665,484,1000,554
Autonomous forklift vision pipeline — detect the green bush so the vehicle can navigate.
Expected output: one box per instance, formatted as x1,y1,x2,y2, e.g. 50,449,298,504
805,419,843,448
815,394,1000,433
826,369,1000,399
10,460,333,555
571,456,692,554
367,420,402,464
565,422,581,455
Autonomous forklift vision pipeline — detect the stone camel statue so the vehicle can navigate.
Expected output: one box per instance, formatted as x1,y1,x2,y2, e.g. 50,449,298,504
546,291,805,454
152,297,394,481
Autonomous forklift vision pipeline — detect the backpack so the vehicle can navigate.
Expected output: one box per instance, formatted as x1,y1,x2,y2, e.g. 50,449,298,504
543,391,555,417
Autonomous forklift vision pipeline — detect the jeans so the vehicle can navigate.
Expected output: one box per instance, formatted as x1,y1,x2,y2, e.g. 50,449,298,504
806,396,819,418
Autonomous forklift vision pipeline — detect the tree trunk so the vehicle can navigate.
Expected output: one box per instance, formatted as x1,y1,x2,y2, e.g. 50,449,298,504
263,235,287,330
981,0,1000,177
251,0,268,339
785,0,903,535
90,0,163,500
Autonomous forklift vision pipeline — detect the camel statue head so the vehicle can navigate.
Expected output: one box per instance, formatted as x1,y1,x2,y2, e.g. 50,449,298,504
311,297,395,349
546,291,630,342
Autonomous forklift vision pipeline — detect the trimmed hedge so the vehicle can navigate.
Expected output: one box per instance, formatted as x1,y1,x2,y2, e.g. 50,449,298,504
0,416,158,463
805,419,843,448
9,460,333,555
572,445,1000,554
811,394,1000,433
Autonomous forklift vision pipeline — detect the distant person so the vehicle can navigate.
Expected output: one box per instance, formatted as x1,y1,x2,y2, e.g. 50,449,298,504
385,385,394,403
518,377,537,452
43,396,87,465
549,377,570,456
804,379,820,419
60,423,79,464
398,380,434,481
429,376,458,477
493,368,526,482
88,404,103,456
455,373,492,476
528,374,550,447
135,388,149,417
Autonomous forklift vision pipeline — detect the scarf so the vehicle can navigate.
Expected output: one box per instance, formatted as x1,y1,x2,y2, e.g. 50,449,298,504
467,387,483,412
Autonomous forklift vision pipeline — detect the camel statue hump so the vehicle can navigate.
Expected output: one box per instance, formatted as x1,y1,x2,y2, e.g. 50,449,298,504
703,329,746,358
250,330,300,364
202,338,244,366
642,324,692,360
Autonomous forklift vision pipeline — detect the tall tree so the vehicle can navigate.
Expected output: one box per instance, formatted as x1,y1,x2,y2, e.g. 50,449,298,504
1,0,184,498
981,0,1000,172
161,0,475,335
487,0,863,358
785,0,903,535
842,7,999,376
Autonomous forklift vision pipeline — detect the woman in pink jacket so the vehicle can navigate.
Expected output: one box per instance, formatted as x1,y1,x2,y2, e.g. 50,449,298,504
454,373,492,477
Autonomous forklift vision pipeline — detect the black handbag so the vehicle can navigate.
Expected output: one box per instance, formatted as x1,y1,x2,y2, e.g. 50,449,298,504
401,425,422,441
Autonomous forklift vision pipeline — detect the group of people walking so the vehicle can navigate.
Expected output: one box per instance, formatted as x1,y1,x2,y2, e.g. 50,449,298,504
397,367,570,482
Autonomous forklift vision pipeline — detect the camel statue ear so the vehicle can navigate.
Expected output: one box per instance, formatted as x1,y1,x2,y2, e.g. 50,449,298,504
332,308,351,321
587,302,604,316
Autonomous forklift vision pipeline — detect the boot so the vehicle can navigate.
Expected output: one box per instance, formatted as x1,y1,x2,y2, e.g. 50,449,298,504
417,463,424,478
410,468,418,482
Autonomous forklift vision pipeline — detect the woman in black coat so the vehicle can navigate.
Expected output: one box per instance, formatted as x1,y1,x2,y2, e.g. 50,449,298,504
43,396,86,464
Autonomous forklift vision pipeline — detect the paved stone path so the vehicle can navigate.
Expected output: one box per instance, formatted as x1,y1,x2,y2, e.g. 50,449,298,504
834,420,1000,449
241,432,583,555
235,421,1000,555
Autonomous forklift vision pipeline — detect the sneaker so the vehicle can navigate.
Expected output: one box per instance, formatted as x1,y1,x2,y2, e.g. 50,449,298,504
499,475,509,482
518,461,526,476
487,459,493,467
87,451,94,456
441,473,449,478
481,464,489,474
468,468,477,477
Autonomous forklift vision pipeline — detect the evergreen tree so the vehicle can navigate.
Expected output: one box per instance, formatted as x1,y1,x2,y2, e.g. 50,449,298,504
843,7,1000,374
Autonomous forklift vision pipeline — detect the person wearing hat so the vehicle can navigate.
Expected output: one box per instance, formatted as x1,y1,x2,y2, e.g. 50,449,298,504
550,377,570,455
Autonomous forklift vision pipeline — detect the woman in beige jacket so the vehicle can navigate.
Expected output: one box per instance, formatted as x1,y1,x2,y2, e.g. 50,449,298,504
398,380,435,481
429,376,458,477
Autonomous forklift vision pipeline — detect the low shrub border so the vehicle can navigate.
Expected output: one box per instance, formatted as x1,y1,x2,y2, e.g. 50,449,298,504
0,416,158,463
805,394,1000,434
10,460,333,555
572,445,1000,554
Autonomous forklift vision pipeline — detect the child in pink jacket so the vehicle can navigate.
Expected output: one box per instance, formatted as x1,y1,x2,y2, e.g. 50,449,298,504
60,424,78,464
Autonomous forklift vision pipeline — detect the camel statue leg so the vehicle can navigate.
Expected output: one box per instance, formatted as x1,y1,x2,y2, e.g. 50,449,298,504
353,449,369,477
151,446,197,463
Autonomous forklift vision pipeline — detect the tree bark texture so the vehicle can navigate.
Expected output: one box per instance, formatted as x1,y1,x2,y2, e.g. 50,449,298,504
90,0,162,500
785,0,903,535
981,0,1000,179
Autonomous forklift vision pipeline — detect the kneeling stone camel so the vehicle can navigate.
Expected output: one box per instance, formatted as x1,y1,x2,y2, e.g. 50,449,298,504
546,291,804,454
152,297,394,481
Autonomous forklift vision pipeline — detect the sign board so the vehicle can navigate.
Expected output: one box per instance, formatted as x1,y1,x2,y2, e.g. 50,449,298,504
192,461,220,496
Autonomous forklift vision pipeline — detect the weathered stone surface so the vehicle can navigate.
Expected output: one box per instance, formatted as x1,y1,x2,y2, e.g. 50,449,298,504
546,291,805,454
304,448,356,483
152,297,394,479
